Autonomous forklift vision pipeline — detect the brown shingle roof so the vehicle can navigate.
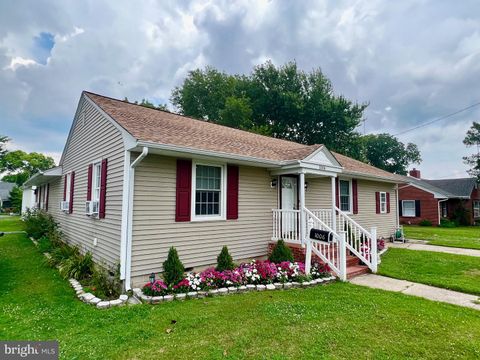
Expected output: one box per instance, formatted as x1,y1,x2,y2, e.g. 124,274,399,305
86,92,321,162
85,92,400,182
332,152,400,181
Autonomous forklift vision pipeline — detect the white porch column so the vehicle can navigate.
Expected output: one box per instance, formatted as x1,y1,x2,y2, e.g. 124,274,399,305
338,231,347,281
331,176,337,232
370,227,378,273
299,172,306,245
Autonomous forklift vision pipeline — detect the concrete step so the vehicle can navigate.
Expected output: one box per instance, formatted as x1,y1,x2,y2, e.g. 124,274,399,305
346,265,369,279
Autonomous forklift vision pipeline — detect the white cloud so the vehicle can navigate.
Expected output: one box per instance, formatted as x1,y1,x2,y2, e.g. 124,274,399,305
0,0,479,179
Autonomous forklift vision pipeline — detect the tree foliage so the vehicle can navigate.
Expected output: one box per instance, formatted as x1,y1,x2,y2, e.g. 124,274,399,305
9,186,23,213
0,135,8,159
170,61,421,174
216,246,235,272
360,133,421,175
1,150,55,185
463,121,480,180
162,247,185,286
124,97,169,111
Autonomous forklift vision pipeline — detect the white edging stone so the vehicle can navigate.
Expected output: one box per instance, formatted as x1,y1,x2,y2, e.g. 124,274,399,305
97,301,110,309
266,284,276,291
256,285,266,291
218,288,228,296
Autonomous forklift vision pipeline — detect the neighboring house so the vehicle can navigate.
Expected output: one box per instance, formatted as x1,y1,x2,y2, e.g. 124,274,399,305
23,91,401,289
398,168,480,226
0,181,16,210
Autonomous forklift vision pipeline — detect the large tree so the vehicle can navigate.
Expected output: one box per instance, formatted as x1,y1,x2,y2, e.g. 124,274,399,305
171,61,367,154
463,121,480,180
360,133,421,175
1,150,56,185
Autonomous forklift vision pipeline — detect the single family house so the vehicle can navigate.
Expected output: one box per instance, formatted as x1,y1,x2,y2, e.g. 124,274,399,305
23,91,401,289
398,168,480,226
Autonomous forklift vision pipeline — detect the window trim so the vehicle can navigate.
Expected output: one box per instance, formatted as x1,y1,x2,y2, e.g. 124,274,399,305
473,200,480,218
379,191,387,214
91,161,102,203
402,200,416,218
191,161,227,222
441,201,448,218
338,178,353,214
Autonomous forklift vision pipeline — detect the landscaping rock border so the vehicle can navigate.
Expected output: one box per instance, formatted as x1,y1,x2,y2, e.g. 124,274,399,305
132,276,337,305
30,236,131,310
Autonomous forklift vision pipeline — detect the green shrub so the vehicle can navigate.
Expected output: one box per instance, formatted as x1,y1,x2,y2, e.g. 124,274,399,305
418,219,432,227
453,206,470,226
216,246,235,271
59,251,94,280
439,219,457,228
23,208,57,239
162,247,185,286
37,236,53,253
269,240,294,263
47,245,79,268
87,264,121,300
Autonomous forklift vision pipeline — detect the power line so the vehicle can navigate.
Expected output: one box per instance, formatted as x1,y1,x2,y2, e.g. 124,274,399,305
393,101,480,136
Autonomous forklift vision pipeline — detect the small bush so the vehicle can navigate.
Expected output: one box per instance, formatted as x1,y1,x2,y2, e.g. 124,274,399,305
216,246,235,272
418,219,432,227
59,251,94,280
47,245,79,268
37,235,53,253
23,208,57,239
439,219,457,228
88,264,122,300
162,247,185,286
269,240,294,263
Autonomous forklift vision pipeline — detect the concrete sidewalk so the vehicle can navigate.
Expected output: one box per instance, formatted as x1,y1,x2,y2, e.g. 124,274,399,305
350,274,480,311
388,242,480,257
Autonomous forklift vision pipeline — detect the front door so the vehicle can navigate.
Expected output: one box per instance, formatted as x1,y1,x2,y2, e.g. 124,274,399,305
281,176,298,236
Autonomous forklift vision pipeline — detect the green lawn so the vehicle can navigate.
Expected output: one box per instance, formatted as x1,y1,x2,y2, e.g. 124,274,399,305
379,248,480,295
1,223,480,359
0,215,24,232
404,225,480,250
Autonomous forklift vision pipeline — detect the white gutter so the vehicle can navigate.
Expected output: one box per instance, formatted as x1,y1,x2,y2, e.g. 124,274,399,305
122,146,148,291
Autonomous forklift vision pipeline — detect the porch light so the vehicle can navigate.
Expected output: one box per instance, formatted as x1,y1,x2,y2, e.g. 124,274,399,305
304,181,309,190
270,179,277,188
149,273,155,284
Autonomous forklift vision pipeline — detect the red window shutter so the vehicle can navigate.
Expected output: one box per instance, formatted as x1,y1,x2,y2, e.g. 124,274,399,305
63,175,67,201
335,178,339,208
226,165,239,220
45,184,49,211
69,171,75,214
375,192,380,214
176,159,192,222
87,164,93,201
386,192,391,213
99,159,108,219
352,179,358,214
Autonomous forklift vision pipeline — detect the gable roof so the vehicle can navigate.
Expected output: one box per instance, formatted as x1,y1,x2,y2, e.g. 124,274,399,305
0,182,15,201
399,175,454,198
424,178,477,198
84,91,399,182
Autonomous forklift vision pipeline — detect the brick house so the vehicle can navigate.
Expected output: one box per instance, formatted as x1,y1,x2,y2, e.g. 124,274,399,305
398,168,480,226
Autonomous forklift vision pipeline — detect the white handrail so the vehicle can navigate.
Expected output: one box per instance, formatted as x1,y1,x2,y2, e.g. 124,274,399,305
334,206,378,273
272,209,301,244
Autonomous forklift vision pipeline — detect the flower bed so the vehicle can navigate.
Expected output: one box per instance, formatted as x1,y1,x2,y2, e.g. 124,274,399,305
134,260,335,303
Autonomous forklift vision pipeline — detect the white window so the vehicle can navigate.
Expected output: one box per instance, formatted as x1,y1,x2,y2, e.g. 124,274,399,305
402,200,416,217
339,179,352,212
474,201,480,218
380,192,387,214
192,163,225,220
65,173,72,201
92,162,101,202
441,202,448,218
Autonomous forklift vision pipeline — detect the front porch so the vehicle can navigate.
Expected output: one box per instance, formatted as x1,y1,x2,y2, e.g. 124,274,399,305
269,165,379,280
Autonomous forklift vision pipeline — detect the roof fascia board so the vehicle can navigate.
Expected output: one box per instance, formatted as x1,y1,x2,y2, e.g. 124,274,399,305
341,171,400,184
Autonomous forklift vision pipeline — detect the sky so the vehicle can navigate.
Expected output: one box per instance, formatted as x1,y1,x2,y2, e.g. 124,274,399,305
1,0,479,179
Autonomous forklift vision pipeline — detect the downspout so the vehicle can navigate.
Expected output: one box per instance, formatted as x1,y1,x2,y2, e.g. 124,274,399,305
395,185,400,227
438,199,448,226
124,147,148,291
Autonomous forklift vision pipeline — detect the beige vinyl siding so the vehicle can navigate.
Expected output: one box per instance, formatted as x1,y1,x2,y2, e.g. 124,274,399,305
48,99,125,267
350,180,397,238
130,154,277,281
306,177,397,238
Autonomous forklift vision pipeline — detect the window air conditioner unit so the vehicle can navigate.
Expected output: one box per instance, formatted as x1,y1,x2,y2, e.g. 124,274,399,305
60,201,69,212
85,200,99,216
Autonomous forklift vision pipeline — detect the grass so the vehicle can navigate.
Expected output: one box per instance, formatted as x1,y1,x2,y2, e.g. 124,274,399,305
1,219,480,359
0,215,25,232
404,225,480,250
379,248,480,295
